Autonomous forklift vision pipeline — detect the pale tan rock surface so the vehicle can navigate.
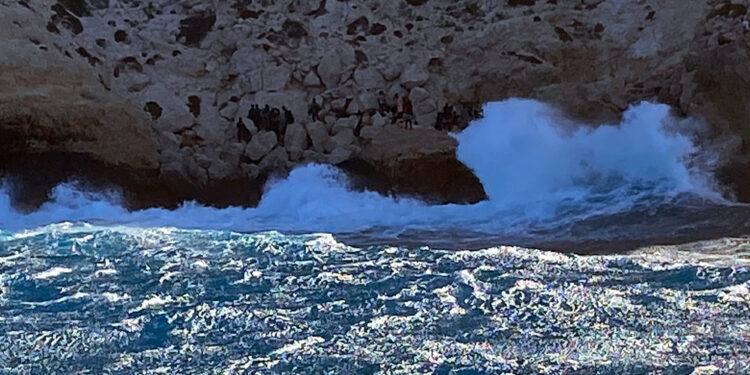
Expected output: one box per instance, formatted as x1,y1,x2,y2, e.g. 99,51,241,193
1,0,749,205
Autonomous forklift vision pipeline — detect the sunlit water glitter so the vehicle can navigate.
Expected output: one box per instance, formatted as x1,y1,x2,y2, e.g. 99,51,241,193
1,224,748,374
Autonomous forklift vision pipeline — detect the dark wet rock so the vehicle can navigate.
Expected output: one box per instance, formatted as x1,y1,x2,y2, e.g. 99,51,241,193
342,127,487,205
0,152,266,211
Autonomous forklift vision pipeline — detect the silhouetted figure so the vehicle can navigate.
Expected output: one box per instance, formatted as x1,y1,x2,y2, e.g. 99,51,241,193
308,99,322,122
236,118,251,142
271,107,282,133
246,104,259,128
377,90,389,115
403,96,414,130
436,103,456,131
391,93,405,124
260,104,271,131
283,106,294,125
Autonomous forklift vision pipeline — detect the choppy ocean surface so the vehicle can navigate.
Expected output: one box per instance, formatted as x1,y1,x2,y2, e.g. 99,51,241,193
1,224,749,374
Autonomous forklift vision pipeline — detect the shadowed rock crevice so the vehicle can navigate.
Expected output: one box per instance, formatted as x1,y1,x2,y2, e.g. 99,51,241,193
0,152,267,211
178,12,216,46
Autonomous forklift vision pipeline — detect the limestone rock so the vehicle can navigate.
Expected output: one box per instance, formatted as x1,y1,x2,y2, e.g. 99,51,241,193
303,71,322,87
354,67,386,89
4,0,750,206
208,159,234,180
359,125,383,139
245,131,278,161
263,64,292,91
371,113,387,128
259,146,289,170
316,43,356,88
400,65,430,89
219,102,238,120
327,147,352,164
328,128,355,152
346,126,487,204
330,98,348,113
302,149,326,163
331,116,358,135
380,64,402,81
305,121,329,153
284,123,309,161
241,163,261,179
358,92,380,112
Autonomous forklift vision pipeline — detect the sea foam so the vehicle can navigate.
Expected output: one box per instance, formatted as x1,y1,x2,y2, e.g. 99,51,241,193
0,99,722,234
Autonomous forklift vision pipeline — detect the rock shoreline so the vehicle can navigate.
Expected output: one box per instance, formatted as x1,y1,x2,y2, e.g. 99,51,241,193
1,0,750,208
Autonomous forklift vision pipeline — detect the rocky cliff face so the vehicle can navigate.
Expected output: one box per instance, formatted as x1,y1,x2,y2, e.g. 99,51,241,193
1,0,749,207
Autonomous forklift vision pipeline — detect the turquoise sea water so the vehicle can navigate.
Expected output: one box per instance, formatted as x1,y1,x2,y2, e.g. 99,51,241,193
1,224,748,374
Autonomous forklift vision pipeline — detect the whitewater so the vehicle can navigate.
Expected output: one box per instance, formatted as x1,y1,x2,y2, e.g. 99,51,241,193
1,99,745,251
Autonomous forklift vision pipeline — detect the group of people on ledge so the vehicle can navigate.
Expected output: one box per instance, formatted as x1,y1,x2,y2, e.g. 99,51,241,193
236,91,481,143
377,91,416,130
236,104,294,145
306,91,478,132
436,103,482,132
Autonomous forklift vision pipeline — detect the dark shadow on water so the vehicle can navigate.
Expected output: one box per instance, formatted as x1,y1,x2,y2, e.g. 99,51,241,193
333,201,750,254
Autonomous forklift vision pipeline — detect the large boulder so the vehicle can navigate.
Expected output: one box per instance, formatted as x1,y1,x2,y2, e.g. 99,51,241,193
259,146,289,170
341,127,487,204
303,71,322,87
305,121,329,153
327,147,352,164
316,43,356,88
328,128,355,151
354,67,386,89
400,64,430,89
331,116,358,135
284,123,309,161
245,131,277,161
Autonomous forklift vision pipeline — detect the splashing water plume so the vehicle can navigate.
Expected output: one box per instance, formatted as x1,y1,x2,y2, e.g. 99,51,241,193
0,99,730,246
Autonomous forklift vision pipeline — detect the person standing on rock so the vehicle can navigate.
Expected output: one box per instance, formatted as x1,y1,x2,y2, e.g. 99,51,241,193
279,106,294,145
308,99,322,122
271,108,282,134
440,103,455,132
403,95,414,130
260,105,271,131
377,90,389,115
249,104,261,127
283,106,295,125
392,93,405,125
